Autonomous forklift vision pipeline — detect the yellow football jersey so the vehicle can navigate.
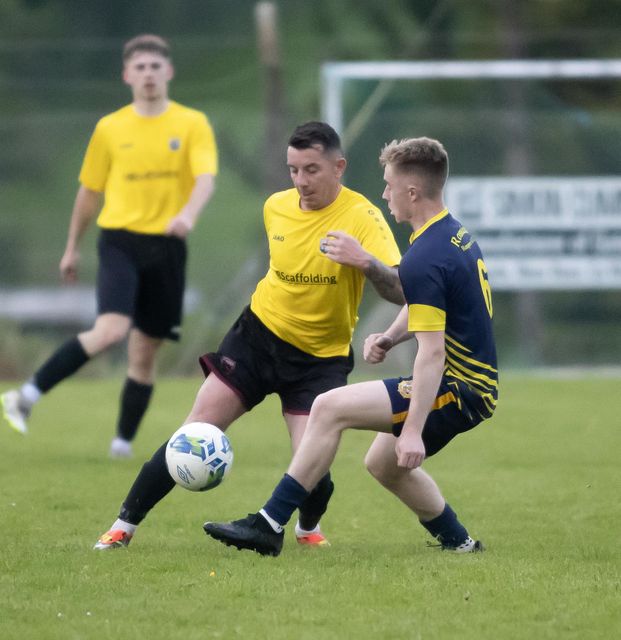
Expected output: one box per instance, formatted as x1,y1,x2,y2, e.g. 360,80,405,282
79,101,218,234
250,186,402,357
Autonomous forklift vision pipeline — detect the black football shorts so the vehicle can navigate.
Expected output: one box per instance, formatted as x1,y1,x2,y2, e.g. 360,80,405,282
97,229,186,341
199,306,354,413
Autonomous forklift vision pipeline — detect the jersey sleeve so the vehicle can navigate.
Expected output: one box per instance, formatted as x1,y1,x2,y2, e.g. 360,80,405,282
401,252,447,332
359,205,402,267
78,122,110,192
189,114,218,177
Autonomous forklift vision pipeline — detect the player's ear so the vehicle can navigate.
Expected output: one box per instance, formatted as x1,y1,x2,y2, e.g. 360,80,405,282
335,156,347,178
166,63,175,82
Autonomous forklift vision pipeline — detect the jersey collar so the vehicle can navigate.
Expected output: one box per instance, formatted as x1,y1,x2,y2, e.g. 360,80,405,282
409,208,449,244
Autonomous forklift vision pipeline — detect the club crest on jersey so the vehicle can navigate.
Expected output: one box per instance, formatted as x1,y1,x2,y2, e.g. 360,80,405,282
397,379,412,399
169,138,181,151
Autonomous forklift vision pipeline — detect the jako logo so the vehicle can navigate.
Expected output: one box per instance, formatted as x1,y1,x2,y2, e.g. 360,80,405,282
272,234,285,241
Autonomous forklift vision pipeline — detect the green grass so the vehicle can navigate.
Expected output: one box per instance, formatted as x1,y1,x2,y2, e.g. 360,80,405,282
1,375,620,639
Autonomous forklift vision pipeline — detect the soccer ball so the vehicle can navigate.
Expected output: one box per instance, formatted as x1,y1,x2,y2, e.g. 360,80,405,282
165,422,233,492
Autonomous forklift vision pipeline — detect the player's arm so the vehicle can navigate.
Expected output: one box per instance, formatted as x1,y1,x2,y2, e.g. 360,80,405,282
363,304,412,363
60,185,103,283
363,259,404,305
166,173,216,239
395,330,445,469
320,230,404,304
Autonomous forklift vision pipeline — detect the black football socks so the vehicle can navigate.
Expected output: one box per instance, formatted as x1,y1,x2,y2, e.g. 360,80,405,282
298,472,334,530
33,337,89,392
119,441,175,525
117,377,154,441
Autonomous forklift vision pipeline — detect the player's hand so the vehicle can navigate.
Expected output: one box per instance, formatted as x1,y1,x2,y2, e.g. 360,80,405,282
395,429,425,469
165,214,193,239
363,333,394,363
319,230,371,269
60,249,80,283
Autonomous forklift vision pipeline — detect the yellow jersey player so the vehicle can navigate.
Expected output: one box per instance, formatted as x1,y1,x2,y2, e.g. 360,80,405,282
204,136,498,556
93,121,403,550
1,35,218,458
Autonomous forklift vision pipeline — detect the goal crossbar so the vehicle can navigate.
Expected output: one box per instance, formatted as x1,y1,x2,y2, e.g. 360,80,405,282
321,59,621,135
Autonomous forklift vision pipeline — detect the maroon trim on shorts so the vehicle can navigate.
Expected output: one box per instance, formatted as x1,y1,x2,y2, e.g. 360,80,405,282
281,406,311,416
198,353,249,409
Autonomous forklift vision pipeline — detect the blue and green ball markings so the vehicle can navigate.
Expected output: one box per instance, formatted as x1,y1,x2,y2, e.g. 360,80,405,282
170,433,209,460
169,431,232,490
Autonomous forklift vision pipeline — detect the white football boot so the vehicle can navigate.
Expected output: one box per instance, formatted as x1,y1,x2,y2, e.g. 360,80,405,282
1,390,30,435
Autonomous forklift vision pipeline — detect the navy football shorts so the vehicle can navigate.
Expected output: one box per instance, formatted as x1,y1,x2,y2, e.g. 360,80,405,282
383,375,487,457
199,306,354,413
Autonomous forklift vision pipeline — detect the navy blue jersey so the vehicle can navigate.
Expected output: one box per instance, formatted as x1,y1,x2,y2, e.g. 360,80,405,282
399,209,498,419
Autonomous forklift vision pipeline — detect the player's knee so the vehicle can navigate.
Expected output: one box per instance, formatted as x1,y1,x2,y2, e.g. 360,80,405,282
364,449,384,479
80,326,127,354
128,355,157,381
100,327,129,348
92,319,131,348
364,448,398,486
309,389,350,432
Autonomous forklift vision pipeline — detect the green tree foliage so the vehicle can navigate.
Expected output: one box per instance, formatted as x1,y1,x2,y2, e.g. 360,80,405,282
1,0,621,371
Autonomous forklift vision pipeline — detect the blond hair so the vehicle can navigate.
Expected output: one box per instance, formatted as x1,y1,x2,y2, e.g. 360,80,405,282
379,137,448,196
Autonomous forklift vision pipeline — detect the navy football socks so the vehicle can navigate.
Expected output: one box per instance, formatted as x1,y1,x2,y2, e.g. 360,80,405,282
420,503,469,547
263,473,310,527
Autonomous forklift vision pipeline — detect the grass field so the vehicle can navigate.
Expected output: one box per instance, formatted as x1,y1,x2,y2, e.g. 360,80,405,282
1,375,619,639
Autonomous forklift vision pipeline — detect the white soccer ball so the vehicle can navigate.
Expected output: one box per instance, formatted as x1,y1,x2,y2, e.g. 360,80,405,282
165,422,233,492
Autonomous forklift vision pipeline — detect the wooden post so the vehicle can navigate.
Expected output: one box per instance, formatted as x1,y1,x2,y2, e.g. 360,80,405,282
497,0,545,366
255,1,288,192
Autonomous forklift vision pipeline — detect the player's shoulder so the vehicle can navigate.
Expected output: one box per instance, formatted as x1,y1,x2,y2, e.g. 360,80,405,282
432,213,480,254
409,213,471,265
265,188,298,209
420,211,461,241
440,211,464,233
337,187,384,228
95,104,134,130
340,186,380,212
167,100,210,124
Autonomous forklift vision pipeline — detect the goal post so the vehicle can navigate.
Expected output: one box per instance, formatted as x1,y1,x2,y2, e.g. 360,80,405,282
321,59,621,139
320,59,621,291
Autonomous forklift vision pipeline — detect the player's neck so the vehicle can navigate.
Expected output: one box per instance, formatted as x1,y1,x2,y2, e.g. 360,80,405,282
133,97,170,117
410,201,446,232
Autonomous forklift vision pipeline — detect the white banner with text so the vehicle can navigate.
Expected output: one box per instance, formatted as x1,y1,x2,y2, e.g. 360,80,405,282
445,177,621,290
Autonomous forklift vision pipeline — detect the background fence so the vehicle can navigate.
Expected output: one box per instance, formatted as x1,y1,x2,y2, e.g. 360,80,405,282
1,0,621,377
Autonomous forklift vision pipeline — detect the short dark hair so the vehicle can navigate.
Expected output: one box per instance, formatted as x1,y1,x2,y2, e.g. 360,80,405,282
123,34,171,62
379,137,449,196
288,121,342,154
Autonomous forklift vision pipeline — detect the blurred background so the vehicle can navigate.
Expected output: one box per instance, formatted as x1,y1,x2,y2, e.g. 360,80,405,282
1,0,621,378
